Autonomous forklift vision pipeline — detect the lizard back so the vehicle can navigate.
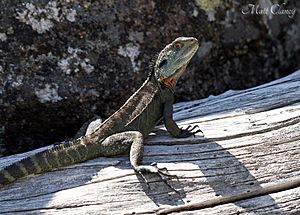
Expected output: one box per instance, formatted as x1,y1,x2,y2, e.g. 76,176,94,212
88,75,166,141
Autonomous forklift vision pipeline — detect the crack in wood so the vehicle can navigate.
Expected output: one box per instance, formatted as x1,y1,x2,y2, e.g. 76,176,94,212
157,175,300,214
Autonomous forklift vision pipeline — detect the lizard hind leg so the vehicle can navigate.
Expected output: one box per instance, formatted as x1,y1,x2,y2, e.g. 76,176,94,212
128,131,179,193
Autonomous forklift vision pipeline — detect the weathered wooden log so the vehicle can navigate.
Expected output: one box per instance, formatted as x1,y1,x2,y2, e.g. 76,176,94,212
0,70,300,214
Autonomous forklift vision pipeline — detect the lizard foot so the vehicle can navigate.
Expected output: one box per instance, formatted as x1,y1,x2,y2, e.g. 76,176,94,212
135,164,179,193
178,124,203,138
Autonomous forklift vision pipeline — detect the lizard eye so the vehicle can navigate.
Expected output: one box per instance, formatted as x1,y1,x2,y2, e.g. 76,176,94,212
174,42,183,49
158,59,167,68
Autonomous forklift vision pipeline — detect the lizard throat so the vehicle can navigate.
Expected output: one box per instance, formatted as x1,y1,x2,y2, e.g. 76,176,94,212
158,64,187,89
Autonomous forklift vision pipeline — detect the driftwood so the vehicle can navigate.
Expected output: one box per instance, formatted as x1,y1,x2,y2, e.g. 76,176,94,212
0,70,300,214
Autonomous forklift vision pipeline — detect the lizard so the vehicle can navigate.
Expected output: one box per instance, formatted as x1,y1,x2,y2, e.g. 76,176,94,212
0,37,200,190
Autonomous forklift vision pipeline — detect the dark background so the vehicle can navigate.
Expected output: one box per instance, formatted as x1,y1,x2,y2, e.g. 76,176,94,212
0,0,299,155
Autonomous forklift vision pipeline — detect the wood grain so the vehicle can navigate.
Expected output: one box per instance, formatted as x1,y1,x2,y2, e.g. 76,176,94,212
0,70,299,214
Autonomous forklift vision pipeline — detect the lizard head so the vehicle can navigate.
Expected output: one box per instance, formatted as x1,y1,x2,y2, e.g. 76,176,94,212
154,37,199,90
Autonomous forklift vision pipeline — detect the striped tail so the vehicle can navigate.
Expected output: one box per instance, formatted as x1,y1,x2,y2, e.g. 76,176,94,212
0,136,94,188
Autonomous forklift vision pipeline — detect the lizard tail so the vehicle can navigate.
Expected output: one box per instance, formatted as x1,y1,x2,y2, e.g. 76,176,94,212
0,136,92,188
0,154,47,187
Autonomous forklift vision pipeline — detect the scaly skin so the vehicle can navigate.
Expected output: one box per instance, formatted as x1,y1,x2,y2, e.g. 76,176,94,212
0,37,200,189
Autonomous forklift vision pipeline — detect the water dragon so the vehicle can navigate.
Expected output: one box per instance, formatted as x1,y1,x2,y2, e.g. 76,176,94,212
0,37,200,190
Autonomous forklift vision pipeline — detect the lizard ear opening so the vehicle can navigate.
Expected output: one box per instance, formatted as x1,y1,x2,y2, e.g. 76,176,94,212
158,59,168,68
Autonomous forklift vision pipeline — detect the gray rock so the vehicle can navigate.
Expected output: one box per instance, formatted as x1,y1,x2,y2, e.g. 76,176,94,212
0,0,299,155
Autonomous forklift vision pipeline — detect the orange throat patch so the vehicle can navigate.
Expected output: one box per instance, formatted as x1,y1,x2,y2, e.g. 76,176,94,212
158,64,187,89
158,76,177,89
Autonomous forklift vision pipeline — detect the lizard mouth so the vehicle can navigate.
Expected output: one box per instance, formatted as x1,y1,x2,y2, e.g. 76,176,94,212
158,64,187,89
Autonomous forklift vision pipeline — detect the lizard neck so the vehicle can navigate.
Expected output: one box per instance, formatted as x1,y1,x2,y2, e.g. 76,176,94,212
149,69,174,94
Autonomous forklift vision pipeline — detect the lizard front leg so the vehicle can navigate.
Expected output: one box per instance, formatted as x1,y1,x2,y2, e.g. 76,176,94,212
163,96,202,138
102,131,178,192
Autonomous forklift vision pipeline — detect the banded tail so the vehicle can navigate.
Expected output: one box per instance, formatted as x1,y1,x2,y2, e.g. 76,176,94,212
0,136,92,188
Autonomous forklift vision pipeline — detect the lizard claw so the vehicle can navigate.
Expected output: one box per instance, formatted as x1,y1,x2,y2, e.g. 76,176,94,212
177,124,203,138
135,165,179,193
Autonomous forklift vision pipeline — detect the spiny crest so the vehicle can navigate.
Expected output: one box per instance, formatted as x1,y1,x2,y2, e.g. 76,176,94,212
149,52,159,69
147,52,159,78
52,142,69,152
50,138,82,152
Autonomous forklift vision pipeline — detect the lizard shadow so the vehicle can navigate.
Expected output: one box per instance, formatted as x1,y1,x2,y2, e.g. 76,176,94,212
134,166,186,207
141,131,284,213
